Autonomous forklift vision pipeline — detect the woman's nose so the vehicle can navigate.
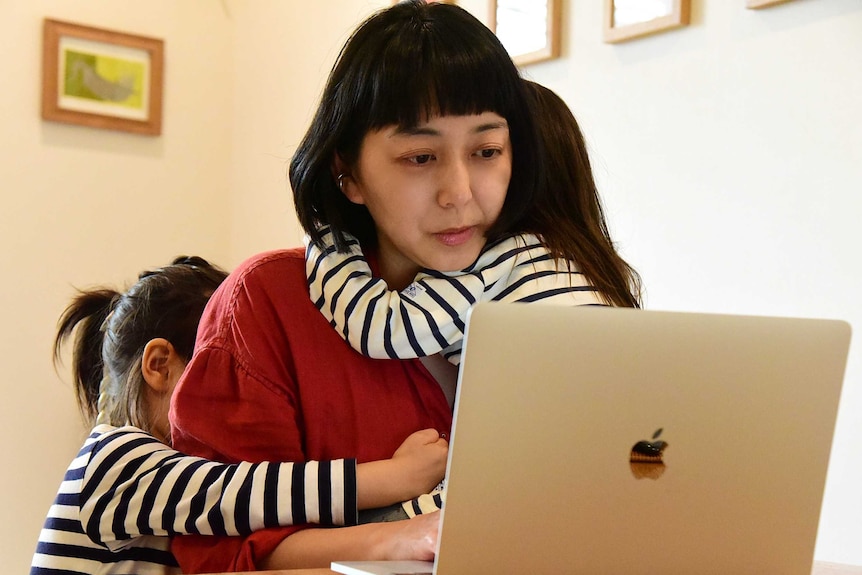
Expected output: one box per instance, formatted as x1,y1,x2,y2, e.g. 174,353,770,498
436,159,472,208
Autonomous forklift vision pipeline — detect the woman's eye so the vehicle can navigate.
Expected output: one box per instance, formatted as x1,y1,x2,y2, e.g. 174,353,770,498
409,154,433,165
477,148,501,159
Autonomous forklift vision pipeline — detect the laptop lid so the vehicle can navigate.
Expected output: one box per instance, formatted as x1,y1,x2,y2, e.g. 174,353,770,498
335,304,851,575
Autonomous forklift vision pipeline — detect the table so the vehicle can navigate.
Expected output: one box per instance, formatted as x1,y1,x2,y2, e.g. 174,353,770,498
206,562,862,575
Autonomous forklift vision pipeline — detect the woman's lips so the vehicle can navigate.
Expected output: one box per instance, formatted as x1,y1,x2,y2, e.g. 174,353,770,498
434,227,475,246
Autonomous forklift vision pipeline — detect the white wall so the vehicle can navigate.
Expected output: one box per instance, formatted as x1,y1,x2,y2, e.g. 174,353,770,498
2,0,860,572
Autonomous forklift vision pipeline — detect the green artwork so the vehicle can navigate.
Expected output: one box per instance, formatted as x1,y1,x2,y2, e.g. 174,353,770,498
63,49,145,109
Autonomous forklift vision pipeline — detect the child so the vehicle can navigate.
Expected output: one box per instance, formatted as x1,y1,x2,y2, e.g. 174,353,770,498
305,82,641,367
30,256,447,575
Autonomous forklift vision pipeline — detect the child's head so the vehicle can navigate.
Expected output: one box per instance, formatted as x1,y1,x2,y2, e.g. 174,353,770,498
291,0,539,253
522,80,602,236
519,80,642,308
54,256,228,440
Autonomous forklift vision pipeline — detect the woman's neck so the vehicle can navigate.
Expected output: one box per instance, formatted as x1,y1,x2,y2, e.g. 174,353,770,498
379,262,419,291
375,238,420,291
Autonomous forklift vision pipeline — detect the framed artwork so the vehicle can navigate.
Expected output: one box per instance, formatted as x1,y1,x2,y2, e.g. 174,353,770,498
746,0,795,8
42,19,164,136
490,0,562,66
603,0,691,44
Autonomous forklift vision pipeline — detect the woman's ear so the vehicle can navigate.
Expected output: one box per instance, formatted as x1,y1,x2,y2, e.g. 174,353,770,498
141,338,173,393
332,155,364,205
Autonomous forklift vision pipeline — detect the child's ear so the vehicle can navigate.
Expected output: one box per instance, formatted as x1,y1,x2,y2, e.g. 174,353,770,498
332,155,364,205
141,338,173,393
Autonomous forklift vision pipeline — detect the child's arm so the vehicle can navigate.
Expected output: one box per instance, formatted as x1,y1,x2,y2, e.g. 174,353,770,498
356,428,448,509
79,426,357,550
305,228,486,361
306,228,601,365
79,425,447,549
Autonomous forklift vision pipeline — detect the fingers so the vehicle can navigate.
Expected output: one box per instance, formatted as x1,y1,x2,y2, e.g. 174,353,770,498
403,428,449,446
409,510,440,559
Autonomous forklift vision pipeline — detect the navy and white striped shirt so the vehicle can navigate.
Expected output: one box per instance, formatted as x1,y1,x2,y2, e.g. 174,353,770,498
307,229,605,365
30,425,358,575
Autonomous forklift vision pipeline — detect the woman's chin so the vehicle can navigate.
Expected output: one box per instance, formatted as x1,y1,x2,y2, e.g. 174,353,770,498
427,248,485,273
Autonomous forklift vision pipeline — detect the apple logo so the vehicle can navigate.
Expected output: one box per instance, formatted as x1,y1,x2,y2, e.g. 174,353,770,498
630,428,668,480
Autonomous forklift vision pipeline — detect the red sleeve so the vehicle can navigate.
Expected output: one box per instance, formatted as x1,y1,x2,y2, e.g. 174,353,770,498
168,252,308,573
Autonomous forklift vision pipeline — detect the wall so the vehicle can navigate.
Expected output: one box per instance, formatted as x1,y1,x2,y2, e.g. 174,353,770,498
0,2,235,574
223,1,387,263
2,0,860,572
533,0,861,563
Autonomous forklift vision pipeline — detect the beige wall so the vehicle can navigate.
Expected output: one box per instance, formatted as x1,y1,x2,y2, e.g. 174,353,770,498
224,1,390,263
2,0,860,572
0,2,236,573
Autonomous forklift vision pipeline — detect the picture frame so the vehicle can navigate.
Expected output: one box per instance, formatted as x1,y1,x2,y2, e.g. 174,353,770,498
42,19,164,136
490,0,562,66
746,0,795,8
603,0,691,44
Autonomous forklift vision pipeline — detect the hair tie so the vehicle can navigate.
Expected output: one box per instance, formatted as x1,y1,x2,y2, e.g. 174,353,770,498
95,375,114,425
99,309,115,333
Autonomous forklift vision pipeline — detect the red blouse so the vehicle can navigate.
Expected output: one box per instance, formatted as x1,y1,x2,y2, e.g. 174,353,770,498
169,248,453,573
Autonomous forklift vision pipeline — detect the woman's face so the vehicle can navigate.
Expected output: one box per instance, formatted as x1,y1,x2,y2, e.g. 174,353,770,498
341,112,512,289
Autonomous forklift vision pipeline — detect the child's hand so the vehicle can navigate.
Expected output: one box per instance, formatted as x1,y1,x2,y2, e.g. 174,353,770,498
356,429,449,510
391,428,449,496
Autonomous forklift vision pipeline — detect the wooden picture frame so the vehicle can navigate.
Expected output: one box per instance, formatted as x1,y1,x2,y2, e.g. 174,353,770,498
42,19,164,136
603,0,691,44
391,0,455,4
490,0,562,66
746,0,795,9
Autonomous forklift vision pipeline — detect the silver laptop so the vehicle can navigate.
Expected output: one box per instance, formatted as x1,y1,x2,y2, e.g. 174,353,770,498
333,304,851,575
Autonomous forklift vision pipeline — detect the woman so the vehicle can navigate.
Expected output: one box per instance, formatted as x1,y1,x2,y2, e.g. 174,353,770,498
169,2,639,572
303,82,642,367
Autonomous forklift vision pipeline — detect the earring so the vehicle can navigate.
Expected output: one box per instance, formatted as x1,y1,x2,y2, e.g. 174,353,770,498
337,173,346,191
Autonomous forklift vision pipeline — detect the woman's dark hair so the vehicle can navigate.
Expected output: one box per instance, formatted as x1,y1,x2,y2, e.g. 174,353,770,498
290,0,540,251
522,81,642,308
289,2,639,306
54,256,228,429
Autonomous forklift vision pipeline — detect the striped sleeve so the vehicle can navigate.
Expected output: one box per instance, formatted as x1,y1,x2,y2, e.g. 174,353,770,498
439,235,607,363
306,229,606,365
484,235,605,305
306,228,483,361
29,428,179,575
79,426,358,552
402,487,446,519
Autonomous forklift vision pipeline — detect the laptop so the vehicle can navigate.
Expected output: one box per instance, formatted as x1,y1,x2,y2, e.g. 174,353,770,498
333,304,851,575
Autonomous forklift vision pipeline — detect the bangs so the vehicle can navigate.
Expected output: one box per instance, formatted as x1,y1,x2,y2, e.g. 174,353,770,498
291,1,539,248
368,37,519,129
337,2,522,136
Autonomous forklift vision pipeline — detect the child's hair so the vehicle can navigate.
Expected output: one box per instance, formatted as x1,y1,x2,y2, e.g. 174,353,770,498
521,81,643,308
291,0,540,251
54,256,228,431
